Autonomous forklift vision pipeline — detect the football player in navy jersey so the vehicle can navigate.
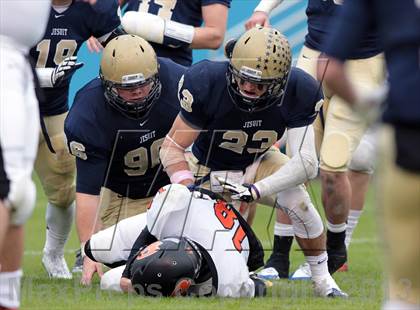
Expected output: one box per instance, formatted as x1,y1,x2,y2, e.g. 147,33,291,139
319,1,420,308
159,27,347,298
246,0,385,279
29,0,121,279
64,34,186,286
119,0,231,66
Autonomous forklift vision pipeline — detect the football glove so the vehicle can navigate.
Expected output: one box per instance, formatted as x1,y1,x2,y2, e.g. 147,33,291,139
215,176,260,203
51,56,84,87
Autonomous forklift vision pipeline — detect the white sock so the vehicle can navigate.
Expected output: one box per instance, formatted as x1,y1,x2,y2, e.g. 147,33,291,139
305,252,329,282
44,202,75,254
326,221,346,233
0,269,22,309
383,300,420,310
345,209,363,249
274,222,294,237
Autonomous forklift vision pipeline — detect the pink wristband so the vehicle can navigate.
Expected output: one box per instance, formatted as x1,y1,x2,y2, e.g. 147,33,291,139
170,170,194,184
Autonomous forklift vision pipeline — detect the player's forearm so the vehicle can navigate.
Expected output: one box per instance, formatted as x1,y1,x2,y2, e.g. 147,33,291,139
160,116,200,185
160,137,194,185
254,0,284,14
190,26,225,49
75,192,101,243
254,126,318,197
190,3,227,49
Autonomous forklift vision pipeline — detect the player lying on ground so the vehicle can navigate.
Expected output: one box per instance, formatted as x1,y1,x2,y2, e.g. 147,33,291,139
83,184,267,297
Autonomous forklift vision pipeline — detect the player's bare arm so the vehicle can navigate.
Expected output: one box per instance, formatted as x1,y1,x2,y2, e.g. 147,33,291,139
75,192,104,285
160,115,200,186
245,0,284,29
190,3,228,49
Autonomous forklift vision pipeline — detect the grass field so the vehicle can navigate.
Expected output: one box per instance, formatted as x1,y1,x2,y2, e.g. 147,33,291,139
21,178,384,309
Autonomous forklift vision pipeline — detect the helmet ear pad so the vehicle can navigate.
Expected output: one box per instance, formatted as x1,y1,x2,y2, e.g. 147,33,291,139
224,38,237,59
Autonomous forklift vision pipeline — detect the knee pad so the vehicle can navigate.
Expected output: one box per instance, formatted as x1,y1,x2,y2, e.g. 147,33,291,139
8,174,36,225
349,136,375,174
320,132,350,172
275,185,324,239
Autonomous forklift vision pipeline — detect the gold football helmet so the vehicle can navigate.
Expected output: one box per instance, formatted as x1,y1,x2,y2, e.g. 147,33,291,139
100,34,161,119
226,26,292,112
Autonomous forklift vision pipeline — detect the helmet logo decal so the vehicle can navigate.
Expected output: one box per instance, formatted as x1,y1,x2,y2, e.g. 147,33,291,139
136,241,162,260
171,279,192,297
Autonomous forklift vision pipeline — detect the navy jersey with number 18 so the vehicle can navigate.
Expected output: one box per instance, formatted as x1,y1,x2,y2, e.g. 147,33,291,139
30,2,120,116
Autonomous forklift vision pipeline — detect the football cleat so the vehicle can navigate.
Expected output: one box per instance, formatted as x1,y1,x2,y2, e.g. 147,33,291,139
263,252,290,279
72,249,83,273
327,247,347,274
290,262,312,280
313,276,348,298
256,267,280,280
42,250,72,279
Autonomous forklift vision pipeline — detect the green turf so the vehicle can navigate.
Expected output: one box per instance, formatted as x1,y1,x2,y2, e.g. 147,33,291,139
21,178,384,309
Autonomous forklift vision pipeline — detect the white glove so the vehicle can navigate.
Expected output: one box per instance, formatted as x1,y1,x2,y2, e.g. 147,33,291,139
215,176,260,202
353,82,389,124
51,56,84,86
191,190,212,200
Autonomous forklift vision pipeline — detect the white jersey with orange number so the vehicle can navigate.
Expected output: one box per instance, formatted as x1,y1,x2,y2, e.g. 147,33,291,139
89,185,258,297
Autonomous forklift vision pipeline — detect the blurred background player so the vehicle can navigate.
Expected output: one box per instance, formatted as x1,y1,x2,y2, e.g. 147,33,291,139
85,184,267,297
0,1,50,309
246,0,384,278
87,0,231,67
318,0,420,308
30,0,120,279
159,27,346,298
64,35,186,285
0,144,10,263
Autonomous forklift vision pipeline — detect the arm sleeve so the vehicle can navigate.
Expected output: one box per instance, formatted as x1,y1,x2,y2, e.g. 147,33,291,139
254,125,318,197
254,0,283,14
323,0,372,61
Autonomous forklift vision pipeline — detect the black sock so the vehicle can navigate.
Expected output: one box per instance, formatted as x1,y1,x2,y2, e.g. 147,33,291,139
327,230,346,251
272,235,293,257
